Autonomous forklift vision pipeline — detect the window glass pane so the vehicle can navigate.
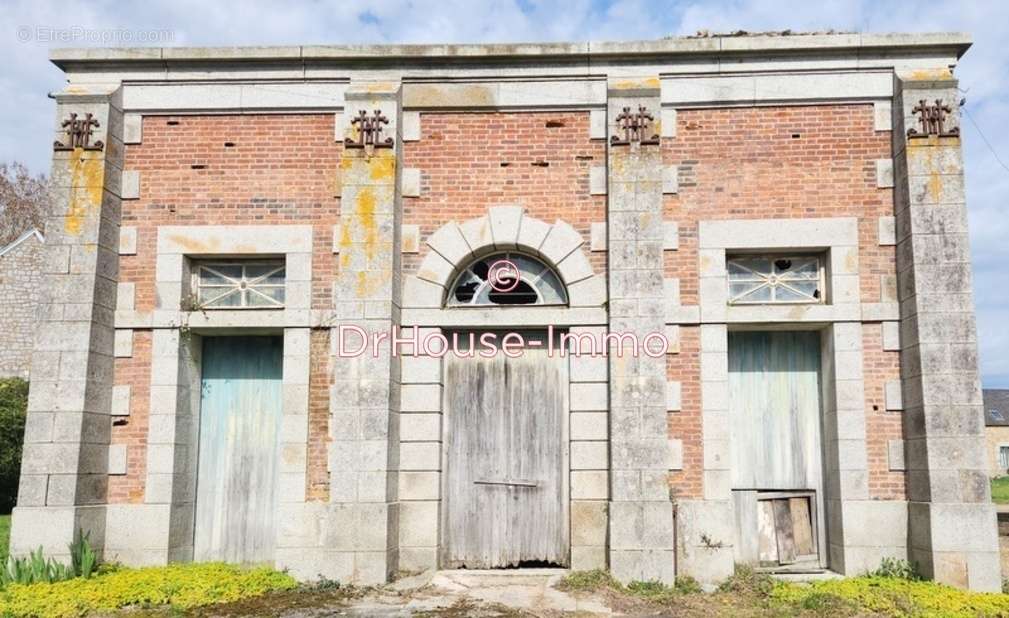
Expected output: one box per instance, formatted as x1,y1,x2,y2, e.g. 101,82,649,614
200,265,242,285
728,258,770,280
194,260,285,309
448,252,567,307
246,264,286,283
729,281,760,300
735,284,772,302
538,273,566,304
727,255,821,305
203,288,242,307
787,258,820,279
774,285,809,302
247,287,285,306
787,281,820,298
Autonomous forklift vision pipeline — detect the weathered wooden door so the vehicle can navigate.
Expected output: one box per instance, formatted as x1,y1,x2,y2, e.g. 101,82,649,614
442,337,568,568
728,331,822,490
194,336,283,564
728,331,825,568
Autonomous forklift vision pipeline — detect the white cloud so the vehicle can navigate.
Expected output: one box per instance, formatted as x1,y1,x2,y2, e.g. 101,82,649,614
4,0,1008,385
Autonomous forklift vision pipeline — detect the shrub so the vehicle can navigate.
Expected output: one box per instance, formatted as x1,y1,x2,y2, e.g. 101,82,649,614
0,379,28,514
867,557,922,581
557,569,617,592
673,575,702,595
559,570,700,604
68,531,97,579
0,548,75,587
626,579,673,601
798,591,855,614
0,529,98,587
716,564,775,597
0,562,298,617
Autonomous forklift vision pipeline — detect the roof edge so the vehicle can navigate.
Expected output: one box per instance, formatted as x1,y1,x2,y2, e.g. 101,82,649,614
0,229,43,258
48,32,973,68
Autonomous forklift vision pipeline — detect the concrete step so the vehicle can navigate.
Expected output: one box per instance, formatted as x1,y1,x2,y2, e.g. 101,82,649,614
432,568,569,589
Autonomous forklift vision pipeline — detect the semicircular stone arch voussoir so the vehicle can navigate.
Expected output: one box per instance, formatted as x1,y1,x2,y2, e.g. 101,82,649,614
410,205,606,309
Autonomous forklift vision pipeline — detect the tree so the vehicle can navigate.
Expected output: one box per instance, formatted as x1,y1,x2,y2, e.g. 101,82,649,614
0,378,28,513
0,162,50,248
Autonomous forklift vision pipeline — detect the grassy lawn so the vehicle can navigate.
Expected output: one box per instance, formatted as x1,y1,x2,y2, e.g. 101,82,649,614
992,476,1009,504
0,514,9,563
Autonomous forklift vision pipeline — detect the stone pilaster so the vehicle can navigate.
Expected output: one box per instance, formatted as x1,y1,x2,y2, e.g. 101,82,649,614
327,81,403,583
11,86,125,560
893,69,1000,591
605,78,675,584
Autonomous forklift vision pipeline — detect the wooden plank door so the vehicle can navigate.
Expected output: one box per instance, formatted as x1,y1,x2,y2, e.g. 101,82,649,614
728,331,822,490
442,339,568,568
728,331,826,567
194,336,283,564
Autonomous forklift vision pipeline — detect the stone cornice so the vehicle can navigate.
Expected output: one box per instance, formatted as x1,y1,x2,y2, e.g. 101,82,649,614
50,33,971,80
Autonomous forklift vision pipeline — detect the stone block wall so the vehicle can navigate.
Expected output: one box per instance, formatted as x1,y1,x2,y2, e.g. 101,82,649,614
0,232,43,378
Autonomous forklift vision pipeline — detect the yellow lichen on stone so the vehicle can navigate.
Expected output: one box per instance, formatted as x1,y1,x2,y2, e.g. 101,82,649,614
369,154,396,182
906,67,954,82
64,152,104,236
611,77,660,90
928,170,943,202
356,187,378,261
405,84,495,108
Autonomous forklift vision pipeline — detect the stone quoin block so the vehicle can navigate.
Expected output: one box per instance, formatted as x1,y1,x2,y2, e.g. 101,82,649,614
121,170,140,199
401,111,421,141
119,226,137,255
401,168,422,197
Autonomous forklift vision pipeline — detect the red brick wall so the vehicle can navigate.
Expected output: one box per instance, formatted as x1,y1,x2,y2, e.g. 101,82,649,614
863,324,906,499
663,104,898,499
120,114,342,313
668,327,702,498
403,111,607,275
307,329,331,501
108,331,151,503
114,114,342,500
111,106,901,504
662,104,894,306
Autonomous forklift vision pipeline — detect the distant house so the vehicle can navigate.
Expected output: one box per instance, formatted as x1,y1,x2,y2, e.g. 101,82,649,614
985,389,1009,477
0,229,43,379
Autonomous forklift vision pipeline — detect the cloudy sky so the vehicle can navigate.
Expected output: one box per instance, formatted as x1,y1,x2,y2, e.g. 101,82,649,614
4,0,1008,386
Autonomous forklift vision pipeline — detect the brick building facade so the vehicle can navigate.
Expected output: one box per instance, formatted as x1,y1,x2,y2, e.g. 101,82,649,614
0,229,43,378
11,33,1001,590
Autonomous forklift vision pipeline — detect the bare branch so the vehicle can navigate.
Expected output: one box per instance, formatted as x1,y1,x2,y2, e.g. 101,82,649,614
0,162,51,247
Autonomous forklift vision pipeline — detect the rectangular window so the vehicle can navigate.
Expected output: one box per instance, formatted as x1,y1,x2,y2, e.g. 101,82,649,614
999,446,1009,471
192,260,285,309
727,255,823,305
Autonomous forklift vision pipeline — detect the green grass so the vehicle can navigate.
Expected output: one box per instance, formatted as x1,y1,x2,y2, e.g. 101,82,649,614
991,476,1009,504
0,515,10,564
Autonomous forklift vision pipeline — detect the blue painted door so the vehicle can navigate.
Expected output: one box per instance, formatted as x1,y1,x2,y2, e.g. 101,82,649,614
194,336,283,564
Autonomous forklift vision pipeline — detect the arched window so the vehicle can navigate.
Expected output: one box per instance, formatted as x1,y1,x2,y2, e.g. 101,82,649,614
447,252,567,307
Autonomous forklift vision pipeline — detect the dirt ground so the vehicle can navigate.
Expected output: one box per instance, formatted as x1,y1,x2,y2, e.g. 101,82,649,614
158,569,865,618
